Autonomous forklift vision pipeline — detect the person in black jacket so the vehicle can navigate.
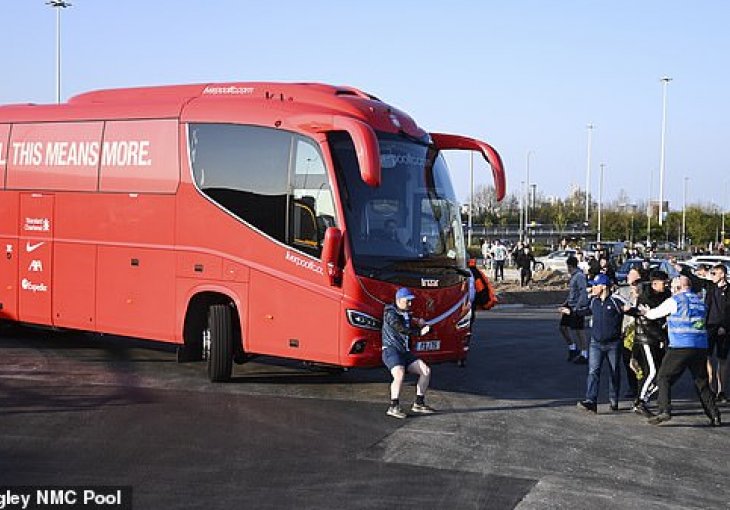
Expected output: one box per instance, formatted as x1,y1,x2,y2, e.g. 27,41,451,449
515,246,535,287
587,255,601,280
599,257,617,286
681,263,710,295
627,270,671,417
705,264,730,402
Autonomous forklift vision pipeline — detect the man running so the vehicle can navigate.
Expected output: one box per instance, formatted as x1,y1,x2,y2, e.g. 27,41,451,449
559,256,589,364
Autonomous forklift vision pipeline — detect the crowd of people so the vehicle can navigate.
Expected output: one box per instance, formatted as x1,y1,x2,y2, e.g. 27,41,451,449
480,239,536,287
559,253,726,426
378,238,726,426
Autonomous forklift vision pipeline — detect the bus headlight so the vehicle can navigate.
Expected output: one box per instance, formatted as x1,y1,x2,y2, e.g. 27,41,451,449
346,310,382,331
456,309,472,330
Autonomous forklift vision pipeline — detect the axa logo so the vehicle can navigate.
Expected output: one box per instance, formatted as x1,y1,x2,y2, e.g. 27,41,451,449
28,260,43,272
26,241,45,253
421,278,439,287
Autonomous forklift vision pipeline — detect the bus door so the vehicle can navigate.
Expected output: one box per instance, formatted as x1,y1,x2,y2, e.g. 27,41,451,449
248,137,342,364
18,193,54,325
0,197,18,321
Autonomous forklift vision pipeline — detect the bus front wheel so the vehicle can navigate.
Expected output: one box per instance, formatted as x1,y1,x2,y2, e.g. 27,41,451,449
207,304,234,382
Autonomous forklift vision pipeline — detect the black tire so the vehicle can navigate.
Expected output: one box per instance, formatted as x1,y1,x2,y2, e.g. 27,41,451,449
207,304,234,382
533,261,545,272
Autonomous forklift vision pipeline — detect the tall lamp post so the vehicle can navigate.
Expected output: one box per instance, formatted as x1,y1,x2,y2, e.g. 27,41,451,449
585,123,594,225
658,76,672,226
682,176,688,250
525,150,534,243
646,167,654,247
519,180,525,243
468,152,474,246
47,0,72,104
597,163,606,242
722,181,727,247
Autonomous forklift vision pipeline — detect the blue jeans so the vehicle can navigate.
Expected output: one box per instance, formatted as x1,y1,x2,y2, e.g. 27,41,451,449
585,339,621,404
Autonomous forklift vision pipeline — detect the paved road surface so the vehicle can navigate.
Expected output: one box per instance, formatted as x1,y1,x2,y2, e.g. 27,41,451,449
1,307,728,509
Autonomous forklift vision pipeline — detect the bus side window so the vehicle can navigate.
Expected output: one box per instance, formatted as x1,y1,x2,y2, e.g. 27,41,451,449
190,123,291,243
289,138,337,258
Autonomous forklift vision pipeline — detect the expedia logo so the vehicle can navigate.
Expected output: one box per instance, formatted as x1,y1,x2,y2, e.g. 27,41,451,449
421,278,439,287
21,278,48,293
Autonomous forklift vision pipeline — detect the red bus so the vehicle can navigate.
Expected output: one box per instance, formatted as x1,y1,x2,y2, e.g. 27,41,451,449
0,82,505,381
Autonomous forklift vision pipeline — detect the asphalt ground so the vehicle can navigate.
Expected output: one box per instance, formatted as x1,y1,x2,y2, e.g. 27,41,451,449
1,307,728,509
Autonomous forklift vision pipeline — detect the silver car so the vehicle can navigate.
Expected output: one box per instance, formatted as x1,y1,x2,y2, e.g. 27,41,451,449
533,249,578,272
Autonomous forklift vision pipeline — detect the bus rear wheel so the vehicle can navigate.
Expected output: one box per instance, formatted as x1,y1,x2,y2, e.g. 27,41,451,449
207,304,234,382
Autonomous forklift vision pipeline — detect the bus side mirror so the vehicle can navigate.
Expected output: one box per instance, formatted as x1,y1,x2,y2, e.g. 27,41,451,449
333,116,381,187
322,227,343,286
287,114,381,187
430,132,506,201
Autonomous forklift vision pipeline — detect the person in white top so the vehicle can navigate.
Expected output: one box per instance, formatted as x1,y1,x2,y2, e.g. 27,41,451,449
576,251,590,275
480,238,491,270
491,241,507,281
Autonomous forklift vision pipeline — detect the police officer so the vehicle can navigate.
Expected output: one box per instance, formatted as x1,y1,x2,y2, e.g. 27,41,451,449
381,288,436,419
640,276,721,426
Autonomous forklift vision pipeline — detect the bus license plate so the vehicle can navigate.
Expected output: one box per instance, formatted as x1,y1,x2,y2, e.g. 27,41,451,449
415,340,440,352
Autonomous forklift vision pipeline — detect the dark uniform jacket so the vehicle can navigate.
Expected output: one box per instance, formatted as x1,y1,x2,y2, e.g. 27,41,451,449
705,281,730,329
579,294,625,343
628,285,670,346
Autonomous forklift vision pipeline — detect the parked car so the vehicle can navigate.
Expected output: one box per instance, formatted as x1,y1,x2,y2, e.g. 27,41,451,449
587,241,626,258
688,255,730,267
533,249,577,272
615,258,663,285
656,241,678,251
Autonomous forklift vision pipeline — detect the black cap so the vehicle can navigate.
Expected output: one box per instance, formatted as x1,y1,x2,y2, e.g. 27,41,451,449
649,270,669,281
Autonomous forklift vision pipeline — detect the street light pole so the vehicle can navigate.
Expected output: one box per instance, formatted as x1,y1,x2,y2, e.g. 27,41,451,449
47,0,72,104
519,180,525,243
530,183,537,210
468,151,474,246
658,76,672,226
525,150,534,244
682,176,688,250
585,123,593,225
598,163,606,242
647,167,653,247
722,181,727,246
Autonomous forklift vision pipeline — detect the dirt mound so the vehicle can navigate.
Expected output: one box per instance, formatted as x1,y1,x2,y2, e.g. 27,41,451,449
493,268,568,306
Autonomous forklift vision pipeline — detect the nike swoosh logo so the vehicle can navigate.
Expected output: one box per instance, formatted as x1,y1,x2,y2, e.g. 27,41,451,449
26,241,45,253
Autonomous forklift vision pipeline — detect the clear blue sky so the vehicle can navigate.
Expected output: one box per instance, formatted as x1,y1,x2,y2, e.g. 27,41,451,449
3,0,729,211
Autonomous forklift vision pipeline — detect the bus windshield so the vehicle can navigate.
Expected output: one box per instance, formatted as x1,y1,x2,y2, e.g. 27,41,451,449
329,131,467,282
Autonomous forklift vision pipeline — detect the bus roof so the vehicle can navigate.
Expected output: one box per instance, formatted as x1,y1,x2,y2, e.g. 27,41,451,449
0,82,424,138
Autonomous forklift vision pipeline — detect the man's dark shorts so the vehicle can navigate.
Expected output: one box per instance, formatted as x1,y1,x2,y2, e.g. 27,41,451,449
382,347,419,370
560,312,585,330
707,325,730,360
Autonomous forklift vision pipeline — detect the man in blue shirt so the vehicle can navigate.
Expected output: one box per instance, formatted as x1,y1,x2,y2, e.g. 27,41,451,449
564,274,627,413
